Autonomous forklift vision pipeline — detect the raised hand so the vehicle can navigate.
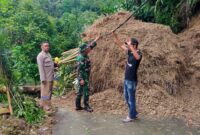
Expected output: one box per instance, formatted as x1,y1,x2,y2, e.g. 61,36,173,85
94,34,102,42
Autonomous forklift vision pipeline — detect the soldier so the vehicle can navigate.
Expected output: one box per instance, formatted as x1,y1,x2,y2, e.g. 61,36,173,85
75,36,100,112
37,42,54,111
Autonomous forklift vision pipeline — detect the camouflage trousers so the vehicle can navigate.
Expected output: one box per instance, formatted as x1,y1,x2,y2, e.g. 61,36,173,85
75,79,90,108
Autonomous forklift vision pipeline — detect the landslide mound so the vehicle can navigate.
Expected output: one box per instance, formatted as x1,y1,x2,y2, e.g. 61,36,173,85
83,12,185,95
179,13,200,89
76,12,200,126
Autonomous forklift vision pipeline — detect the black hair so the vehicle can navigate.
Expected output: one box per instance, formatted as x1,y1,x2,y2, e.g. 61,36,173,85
40,41,49,46
131,38,139,48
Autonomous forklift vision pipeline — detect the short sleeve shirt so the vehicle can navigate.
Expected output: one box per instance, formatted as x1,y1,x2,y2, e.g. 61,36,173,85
125,50,142,81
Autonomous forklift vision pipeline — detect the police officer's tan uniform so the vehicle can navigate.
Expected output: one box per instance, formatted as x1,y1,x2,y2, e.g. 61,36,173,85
37,51,54,110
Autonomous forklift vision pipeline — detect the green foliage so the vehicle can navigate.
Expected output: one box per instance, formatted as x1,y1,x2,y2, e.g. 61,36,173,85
45,0,120,17
189,0,200,14
122,0,142,10
0,0,12,13
135,1,155,22
154,0,182,32
11,46,38,84
85,0,123,14
14,96,45,124
124,0,200,33
53,65,75,96
0,93,7,104
0,29,12,88
12,86,45,124
0,0,124,86
0,0,125,123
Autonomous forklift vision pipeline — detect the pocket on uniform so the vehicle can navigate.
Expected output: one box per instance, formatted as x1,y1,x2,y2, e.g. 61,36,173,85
44,59,52,67
44,63,52,67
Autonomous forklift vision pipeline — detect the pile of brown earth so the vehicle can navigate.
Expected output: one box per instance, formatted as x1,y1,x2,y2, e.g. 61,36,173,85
73,11,200,127
84,12,185,95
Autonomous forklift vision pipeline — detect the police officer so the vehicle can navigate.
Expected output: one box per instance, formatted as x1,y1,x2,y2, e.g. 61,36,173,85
75,36,100,112
37,42,54,111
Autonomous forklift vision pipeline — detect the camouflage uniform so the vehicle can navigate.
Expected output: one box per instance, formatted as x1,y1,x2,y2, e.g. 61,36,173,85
75,42,97,110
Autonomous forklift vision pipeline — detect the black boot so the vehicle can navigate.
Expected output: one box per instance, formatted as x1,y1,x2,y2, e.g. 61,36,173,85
76,107,84,111
84,106,93,112
75,95,83,111
84,96,93,112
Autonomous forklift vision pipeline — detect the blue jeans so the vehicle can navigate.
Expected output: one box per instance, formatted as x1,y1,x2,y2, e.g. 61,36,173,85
124,80,138,119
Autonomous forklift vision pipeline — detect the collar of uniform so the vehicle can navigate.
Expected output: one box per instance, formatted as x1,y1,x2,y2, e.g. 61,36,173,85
81,53,88,57
42,51,50,55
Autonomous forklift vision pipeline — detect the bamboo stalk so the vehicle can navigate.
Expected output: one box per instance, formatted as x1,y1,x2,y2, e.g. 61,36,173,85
69,73,76,77
66,50,79,57
66,73,77,79
62,50,79,59
0,108,10,114
60,53,78,63
62,48,79,56
62,48,78,55
65,51,78,60
60,50,79,61
64,54,77,61
6,87,13,115
60,56,76,64
61,58,76,64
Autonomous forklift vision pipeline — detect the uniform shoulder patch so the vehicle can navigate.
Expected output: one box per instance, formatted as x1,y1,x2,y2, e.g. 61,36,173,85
77,54,84,61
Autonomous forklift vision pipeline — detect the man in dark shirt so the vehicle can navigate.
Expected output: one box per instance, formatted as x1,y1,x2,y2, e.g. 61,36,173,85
112,32,142,122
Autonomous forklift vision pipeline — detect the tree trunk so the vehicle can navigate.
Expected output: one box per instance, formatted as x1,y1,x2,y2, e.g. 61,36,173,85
20,85,41,94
